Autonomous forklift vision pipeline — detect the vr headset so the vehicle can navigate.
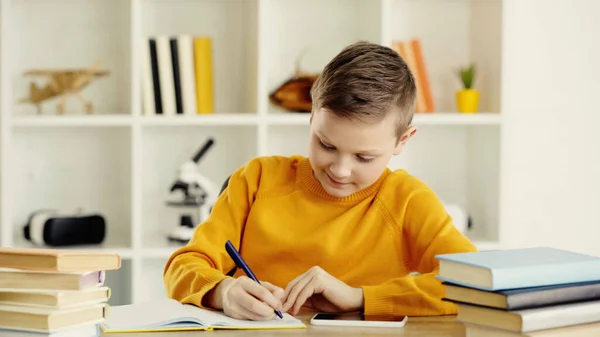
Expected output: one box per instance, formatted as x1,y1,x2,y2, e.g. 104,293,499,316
23,210,106,247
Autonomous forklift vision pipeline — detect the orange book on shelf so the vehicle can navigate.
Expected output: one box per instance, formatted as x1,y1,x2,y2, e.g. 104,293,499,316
411,39,435,113
193,37,214,114
392,41,426,113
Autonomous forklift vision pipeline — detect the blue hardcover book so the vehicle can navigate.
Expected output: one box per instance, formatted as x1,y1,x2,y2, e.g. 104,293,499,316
435,247,600,291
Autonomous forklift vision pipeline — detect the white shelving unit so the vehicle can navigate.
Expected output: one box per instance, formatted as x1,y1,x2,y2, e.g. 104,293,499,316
0,0,503,305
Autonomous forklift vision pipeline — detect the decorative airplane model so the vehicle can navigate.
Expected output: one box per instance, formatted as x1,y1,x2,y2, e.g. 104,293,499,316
18,60,109,114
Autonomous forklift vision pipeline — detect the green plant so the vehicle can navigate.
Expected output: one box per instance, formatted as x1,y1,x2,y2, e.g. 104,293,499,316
459,64,476,89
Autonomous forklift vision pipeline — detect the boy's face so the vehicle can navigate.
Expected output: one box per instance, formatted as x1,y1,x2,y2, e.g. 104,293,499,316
308,108,415,198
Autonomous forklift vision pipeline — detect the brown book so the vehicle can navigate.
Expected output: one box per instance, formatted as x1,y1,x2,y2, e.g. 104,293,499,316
0,286,110,309
0,302,108,333
0,247,120,272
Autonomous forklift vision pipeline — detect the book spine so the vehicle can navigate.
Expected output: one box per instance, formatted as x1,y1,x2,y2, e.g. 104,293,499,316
494,261,600,290
141,38,156,115
149,38,162,114
508,281,600,310
193,37,214,114
521,300,600,332
156,35,176,115
170,37,184,114
177,35,197,115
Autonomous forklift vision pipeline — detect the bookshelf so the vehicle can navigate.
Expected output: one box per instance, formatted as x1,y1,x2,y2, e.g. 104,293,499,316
0,0,503,305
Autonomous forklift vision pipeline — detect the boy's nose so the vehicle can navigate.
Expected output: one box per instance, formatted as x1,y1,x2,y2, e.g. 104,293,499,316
329,161,351,179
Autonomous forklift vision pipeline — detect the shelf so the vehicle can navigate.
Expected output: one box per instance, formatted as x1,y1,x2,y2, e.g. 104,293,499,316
11,234,134,259
266,113,310,126
10,0,132,115
11,114,133,127
9,112,501,127
140,113,259,126
141,0,259,114
10,127,133,251
264,112,501,126
0,0,507,308
413,113,501,125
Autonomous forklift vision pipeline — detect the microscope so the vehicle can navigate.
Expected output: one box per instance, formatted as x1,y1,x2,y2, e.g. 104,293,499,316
166,138,217,243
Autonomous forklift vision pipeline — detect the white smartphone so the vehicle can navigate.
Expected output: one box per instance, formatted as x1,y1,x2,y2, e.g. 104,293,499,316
310,312,407,328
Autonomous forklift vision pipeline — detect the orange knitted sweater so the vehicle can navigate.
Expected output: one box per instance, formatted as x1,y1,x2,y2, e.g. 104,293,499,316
163,155,477,316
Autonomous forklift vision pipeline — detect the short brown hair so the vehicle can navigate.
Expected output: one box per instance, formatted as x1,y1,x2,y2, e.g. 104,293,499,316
310,41,417,139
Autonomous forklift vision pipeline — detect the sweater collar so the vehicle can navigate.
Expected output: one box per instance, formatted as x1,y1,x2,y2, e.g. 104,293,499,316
296,156,390,203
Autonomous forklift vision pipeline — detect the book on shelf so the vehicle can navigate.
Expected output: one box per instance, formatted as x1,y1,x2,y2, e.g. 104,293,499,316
143,34,213,116
392,38,435,113
100,298,306,333
436,247,600,336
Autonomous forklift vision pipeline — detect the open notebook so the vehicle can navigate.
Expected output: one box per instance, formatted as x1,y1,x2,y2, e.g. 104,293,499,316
100,298,306,333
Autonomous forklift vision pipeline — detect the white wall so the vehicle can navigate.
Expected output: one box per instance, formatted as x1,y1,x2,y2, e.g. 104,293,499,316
501,0,600,255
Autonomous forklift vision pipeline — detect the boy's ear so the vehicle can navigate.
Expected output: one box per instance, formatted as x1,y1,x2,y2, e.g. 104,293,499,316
393,126,417,155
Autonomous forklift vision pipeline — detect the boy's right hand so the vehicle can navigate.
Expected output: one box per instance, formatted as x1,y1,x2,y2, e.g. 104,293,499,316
212,276,284,321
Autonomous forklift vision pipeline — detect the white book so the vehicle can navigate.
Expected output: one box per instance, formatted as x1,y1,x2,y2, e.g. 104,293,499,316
141,38,156,115
177,35,198,115
155,35,176,115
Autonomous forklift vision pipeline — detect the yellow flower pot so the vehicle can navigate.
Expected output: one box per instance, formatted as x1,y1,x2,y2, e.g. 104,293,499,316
456,89,480,113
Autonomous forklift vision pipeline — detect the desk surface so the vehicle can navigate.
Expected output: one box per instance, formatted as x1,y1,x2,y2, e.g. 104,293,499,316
100,312,465,337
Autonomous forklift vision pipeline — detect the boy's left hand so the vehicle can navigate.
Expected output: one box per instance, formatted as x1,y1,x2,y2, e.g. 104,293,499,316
281,266,363,315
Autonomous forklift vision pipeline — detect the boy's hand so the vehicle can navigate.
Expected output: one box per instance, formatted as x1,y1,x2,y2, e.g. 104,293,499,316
282,266,364,315
213,277,284,321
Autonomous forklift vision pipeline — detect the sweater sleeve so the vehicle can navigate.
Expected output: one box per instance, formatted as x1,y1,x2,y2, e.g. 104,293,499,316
162,159,262,308
361,187,478,316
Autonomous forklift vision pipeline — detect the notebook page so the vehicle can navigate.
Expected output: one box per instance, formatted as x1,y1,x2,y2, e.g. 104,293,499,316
101,298,205,331
182,304,305,328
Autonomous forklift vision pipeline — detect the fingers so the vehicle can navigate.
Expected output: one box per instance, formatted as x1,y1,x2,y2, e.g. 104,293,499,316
282,272,314,313
222,276,283,321
241,278,283,312
235,289,277,319
291,281,317,315
262,281,285,303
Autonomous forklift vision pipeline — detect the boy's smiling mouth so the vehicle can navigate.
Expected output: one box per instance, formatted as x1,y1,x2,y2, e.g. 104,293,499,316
326,172,349,187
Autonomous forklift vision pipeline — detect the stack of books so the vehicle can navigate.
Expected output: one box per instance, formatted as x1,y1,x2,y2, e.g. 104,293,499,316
435,247,600,336
0,247,121,336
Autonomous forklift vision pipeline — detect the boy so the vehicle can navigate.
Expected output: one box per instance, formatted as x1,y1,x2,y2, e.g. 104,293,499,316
163,41,477,321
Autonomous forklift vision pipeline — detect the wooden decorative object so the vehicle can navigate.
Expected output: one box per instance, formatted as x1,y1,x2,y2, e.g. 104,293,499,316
18,60,110,114
269,50,319,113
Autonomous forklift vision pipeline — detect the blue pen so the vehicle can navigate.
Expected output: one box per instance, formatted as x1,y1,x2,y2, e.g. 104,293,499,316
225,240,283,319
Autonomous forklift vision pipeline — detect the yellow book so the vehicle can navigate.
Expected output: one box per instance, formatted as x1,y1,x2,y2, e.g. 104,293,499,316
99,298,306,333
193,37,214,114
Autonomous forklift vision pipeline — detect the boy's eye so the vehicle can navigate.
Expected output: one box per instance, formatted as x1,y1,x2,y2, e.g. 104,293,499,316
357,155,375,163
319,140,335,151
